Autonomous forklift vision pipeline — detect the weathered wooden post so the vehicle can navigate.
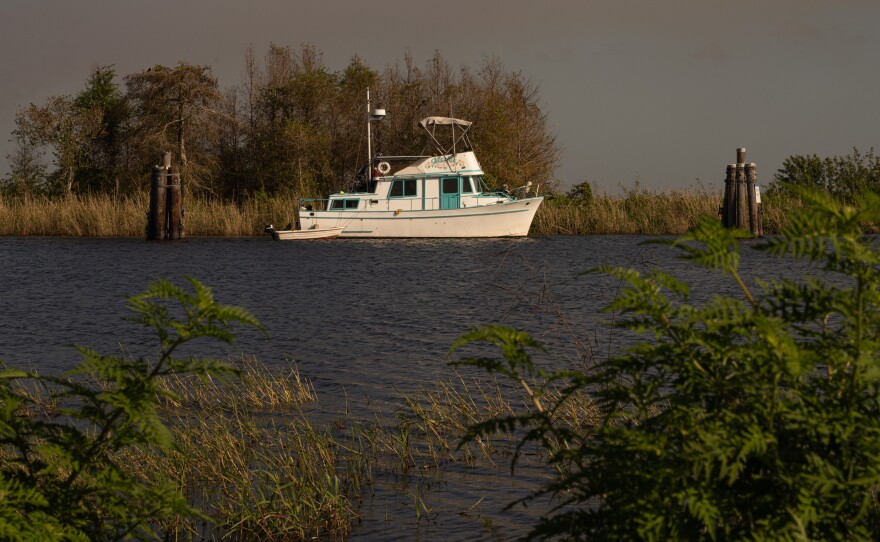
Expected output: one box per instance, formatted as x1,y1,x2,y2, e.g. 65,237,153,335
756,184,764,238
147,152,185,240
735,162,748,230
722,164,736,228
165,166,183,239
146,155,169,240
720,148,763,238
746,162,760,237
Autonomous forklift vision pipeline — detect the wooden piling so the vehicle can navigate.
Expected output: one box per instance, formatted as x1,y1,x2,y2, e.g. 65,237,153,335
719,148,763,238
166,166,183,239
147,166,166,240
723,164,736,228
746,163,759,237
735,162,748,230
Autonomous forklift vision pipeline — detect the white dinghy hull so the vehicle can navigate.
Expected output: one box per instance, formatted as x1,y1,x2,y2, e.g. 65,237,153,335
266,226,344,240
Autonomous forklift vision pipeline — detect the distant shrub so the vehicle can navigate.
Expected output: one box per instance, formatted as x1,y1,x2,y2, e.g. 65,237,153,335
769,147,880,203
566,181,593,205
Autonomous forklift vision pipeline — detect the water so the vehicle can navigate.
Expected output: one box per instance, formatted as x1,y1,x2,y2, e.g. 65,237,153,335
0,234,815,540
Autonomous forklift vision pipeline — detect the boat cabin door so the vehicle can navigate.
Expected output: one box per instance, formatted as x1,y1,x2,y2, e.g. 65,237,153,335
440,177,461,209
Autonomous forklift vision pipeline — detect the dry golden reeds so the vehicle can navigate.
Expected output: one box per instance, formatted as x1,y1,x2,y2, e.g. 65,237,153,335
533,188,723,235
0,194,296,237
0,189,805,238
127,357,363,541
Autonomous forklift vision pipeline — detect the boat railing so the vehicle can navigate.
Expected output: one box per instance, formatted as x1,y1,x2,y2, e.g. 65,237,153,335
300,192,519,213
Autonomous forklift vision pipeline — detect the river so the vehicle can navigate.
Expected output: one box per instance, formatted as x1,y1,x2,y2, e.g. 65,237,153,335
0,234,810,540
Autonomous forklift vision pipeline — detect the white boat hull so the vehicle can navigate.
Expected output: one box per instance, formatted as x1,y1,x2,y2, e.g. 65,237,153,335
299,197,543,238
270,226,344,240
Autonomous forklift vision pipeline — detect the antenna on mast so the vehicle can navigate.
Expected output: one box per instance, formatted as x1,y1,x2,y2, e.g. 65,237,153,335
366,88,386,182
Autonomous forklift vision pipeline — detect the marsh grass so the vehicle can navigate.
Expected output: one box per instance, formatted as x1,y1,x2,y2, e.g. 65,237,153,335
0,194,293,237
533,186,814,235
534,186,724,235
0,188,807,237
4,356,601,539
374,374,604,475
119,357,363,541
156,355,316,411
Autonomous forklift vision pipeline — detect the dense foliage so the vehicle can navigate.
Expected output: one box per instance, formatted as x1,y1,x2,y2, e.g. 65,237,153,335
0,277,262,541
4,46,560,201
768,147,880,203
453,191,880,540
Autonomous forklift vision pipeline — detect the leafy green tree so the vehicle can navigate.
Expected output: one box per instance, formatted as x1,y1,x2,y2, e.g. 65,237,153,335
453,190,880,540
73,66,127,196
0,277,263,541
11,96,103,195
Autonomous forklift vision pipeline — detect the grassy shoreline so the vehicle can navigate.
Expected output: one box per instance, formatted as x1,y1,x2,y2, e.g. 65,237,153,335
8,354,565,539
0,191,802,237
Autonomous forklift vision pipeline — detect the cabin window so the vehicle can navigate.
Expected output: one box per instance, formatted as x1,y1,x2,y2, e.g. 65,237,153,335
330,199,360,210
461,177,474,194
442,177,459,194
389,179,418,197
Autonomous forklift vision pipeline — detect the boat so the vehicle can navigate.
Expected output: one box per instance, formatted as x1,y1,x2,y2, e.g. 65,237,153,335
294,93,544,238
263,224,343,240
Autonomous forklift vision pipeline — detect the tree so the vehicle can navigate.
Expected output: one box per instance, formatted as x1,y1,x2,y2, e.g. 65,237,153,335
124,63,221,194
11,96,102,195
454,191,880,540
333,55,378,189
3,130,47,196
467,57,560,191
73,66,127,196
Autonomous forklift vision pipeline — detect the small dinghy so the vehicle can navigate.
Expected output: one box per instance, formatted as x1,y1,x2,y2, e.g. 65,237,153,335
264,224,343,241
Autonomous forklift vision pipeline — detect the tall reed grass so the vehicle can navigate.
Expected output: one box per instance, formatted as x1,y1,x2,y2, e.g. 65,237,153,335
128,356,365,541
0,194,293,237
533,187,806,236
5,353,603,538
533,187,716,235
0,189,803,237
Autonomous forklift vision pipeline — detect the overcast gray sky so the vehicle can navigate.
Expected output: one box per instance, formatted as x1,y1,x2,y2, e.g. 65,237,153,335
1,0,878,193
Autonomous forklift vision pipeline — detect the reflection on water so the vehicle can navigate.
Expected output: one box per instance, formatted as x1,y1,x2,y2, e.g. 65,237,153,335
0,235,818,540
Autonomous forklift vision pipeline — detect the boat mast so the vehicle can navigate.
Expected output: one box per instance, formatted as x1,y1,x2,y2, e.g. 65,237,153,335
365,89,385,183
366,89,373,182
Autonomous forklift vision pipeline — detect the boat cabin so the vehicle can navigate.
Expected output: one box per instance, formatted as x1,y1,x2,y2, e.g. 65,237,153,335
325,150,511,213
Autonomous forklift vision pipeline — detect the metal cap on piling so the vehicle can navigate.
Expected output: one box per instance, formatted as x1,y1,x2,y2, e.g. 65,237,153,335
737,147,747,164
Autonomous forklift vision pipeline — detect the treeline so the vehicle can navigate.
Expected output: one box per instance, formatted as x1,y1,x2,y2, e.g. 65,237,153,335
3,45,560,201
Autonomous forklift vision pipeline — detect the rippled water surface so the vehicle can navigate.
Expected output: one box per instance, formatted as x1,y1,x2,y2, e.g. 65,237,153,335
0,234,818,540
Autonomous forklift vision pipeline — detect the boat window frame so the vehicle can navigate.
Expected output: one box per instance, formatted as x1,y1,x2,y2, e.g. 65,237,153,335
388,179,418,198
461,176,474,194
330,198,361,211
441,177,460,195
